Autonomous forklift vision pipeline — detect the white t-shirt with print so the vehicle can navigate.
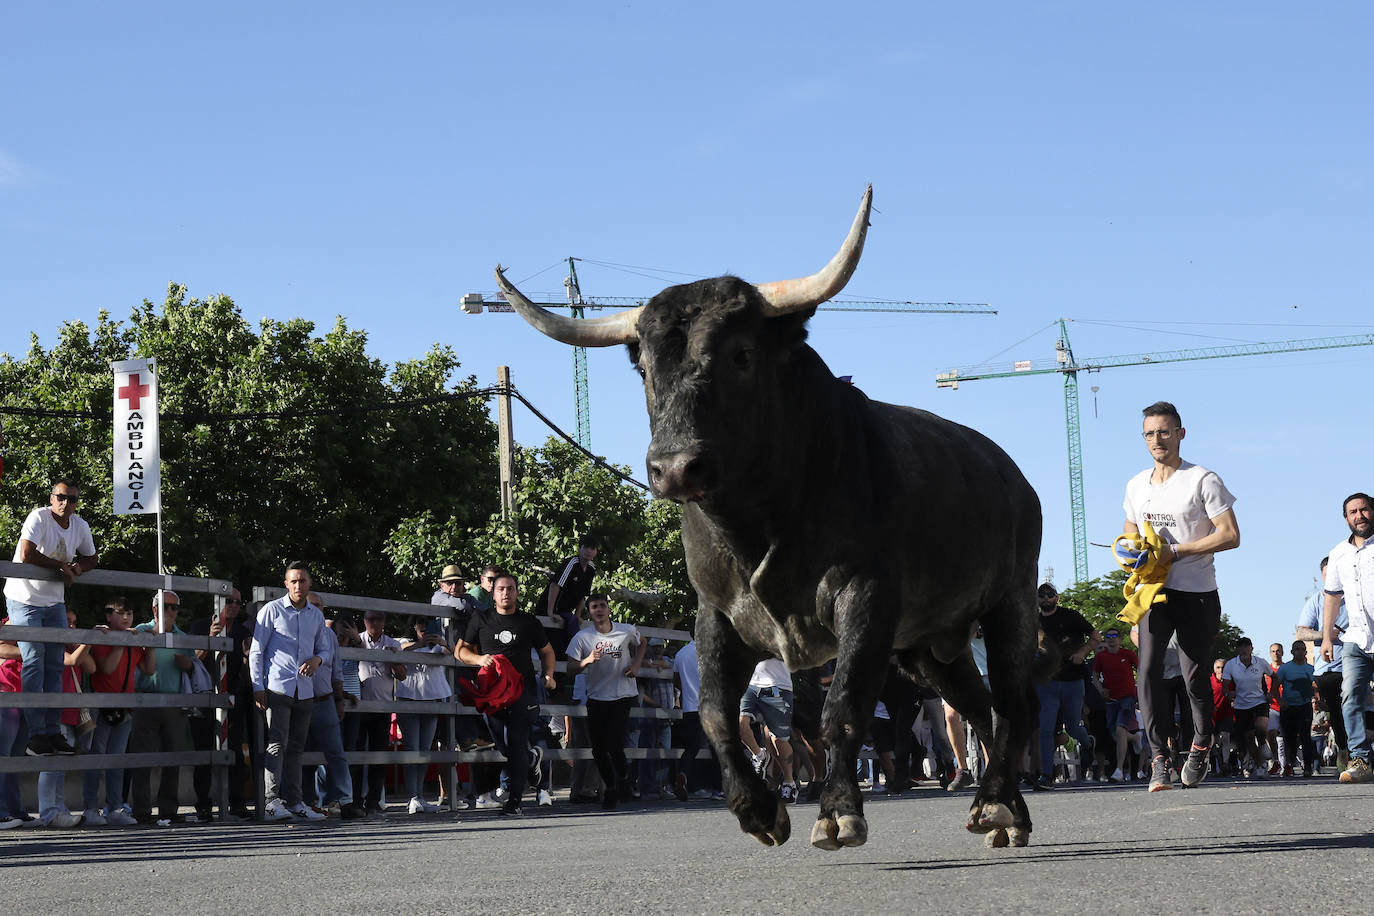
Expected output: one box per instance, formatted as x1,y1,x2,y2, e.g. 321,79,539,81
567,622,641,701
4,507,97,606
1123,460,1235,592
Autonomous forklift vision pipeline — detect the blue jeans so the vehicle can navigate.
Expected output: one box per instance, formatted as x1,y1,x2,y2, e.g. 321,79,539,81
84,711,134,812
1038,679,1092,777
397,710,438,801
6,599,66,736
39,723,90,823
0,704,28,818
638,719,673,793
1341,643,1373,763
1105,696,1136,735
307,699,354,806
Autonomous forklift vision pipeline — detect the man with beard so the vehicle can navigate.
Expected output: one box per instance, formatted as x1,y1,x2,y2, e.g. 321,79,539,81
1321,493,1374,783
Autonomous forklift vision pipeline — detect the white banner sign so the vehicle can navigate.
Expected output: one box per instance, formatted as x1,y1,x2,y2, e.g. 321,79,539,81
111,358,160,515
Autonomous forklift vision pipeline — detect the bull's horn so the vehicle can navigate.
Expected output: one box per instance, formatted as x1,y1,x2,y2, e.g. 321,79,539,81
495,266,641,347
754,185,872,316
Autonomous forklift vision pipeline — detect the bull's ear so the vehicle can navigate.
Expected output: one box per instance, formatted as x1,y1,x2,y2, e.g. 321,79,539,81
772,308,815,350
626,340,641,366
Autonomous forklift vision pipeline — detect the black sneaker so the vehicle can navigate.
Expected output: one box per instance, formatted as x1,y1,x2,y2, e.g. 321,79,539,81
804,780,823,803
601,791,617,812
527,745,544,784
339,803,367,820
673,772,689,802
1180,741,1211,788
48,734,79,755
1033,775,1056,791
500,801,524,817
25,735,55,757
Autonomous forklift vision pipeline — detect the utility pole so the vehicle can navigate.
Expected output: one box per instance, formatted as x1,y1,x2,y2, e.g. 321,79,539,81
496,365,515,519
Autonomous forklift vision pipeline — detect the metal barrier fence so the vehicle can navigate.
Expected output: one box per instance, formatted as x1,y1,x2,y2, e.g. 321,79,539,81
251,585,698,787
0,562,235,811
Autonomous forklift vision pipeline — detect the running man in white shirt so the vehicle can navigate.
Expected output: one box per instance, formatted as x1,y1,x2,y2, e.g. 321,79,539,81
1121,402,1240,792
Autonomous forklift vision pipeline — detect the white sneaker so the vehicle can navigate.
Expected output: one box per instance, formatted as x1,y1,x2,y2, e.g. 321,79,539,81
47,811,83,828
0,817,23,830
1109,768,1124,783
451,796,472,810
537,789,552,807
105,808,137,827
870,782,887,794
474,792,502,809
493,786,509,803
264,800,293,821
689,788,714,799
407,797,439,815
289,803,326,821
83,808,107,826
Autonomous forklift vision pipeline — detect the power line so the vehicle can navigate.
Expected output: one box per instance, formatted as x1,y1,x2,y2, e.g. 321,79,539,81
1,384,651,492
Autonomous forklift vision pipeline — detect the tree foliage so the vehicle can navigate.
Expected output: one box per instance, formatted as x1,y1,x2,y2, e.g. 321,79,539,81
1,284,497,616
385,437,693,625
1059,568,1246,661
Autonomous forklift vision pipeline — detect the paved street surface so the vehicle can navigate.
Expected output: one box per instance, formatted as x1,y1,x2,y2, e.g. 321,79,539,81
4,775,1371,914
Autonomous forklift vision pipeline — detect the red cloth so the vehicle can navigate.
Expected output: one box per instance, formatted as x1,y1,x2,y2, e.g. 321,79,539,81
1093,648,1138,700
457,654,525,714
1211,674,1234,725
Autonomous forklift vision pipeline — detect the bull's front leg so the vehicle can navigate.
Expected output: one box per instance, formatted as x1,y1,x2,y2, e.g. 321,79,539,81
812,579,895,851
695,605,785,846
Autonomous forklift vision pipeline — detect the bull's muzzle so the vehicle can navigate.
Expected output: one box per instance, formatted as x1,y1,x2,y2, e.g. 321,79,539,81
647,447,716,503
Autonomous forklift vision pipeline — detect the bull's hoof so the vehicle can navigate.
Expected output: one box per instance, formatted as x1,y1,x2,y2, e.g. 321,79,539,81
966,801,1014,834
738,795,791,847
811,818,841,850
810,813,868,850
1007,827,1030,847
836,814,868,847
984,828,1009,848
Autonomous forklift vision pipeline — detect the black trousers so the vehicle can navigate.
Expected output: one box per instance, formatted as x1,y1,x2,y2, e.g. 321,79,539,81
486,687,538,800
586,697,633,792
1315,671,1348,756
1279,704,1317,772
1138,589,1221,758
352,712,391,807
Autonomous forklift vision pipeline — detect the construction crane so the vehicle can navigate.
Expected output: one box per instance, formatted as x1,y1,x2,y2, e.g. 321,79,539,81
935,320,1374,583
464,258,996,449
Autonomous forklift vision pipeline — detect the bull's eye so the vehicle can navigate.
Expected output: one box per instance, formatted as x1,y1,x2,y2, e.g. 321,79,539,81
635,364,647,380
733,348,754,371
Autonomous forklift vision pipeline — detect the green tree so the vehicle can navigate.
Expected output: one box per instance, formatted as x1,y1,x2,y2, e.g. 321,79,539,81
1058,569,1245,661
385,437,692,625
1,283,497,617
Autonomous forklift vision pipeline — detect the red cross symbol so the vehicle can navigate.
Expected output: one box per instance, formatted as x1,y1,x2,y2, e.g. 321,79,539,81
117,374,151,410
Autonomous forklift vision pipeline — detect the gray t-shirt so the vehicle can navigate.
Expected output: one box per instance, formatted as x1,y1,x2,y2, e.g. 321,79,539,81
567,622,641,701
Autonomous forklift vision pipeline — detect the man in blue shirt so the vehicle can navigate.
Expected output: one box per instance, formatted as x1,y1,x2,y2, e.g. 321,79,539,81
1269,639,1317,777
1296,556,1347,769
249,562,332,821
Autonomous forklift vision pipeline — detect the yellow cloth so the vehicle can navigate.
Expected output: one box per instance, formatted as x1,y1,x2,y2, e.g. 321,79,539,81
1111,520,1170,626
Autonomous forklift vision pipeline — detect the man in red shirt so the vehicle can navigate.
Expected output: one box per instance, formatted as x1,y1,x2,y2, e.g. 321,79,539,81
1093,629,1139,782
1210,658,1234,776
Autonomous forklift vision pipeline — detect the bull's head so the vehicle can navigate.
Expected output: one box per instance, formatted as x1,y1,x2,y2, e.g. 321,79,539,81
497,186,872,506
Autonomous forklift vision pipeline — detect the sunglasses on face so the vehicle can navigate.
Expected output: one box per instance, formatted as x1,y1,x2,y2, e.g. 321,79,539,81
52,493,79,503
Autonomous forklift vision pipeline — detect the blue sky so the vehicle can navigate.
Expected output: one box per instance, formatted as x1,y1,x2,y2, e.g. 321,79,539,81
3,3,1372,648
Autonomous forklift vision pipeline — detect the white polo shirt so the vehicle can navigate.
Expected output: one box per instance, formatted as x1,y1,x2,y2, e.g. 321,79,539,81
1325,535,1374,655
1222,655,1269,709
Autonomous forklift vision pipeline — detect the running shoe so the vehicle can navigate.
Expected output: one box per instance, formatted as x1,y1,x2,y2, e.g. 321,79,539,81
1339,757,1373,783
1180,741,1211,787
947,768,975,792
105,808,137,827
83,808,107,826
289,803,326,821
1147,755,1173,793
263,799,293,821
779,782,797,803
673,772,689,802
537,789,552,807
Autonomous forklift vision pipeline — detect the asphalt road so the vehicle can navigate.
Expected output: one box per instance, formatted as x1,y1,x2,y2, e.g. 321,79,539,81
4,775,1370,914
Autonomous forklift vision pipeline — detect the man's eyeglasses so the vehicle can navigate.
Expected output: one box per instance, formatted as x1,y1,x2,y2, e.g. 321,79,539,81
52,493,79,503
1141,429,1178,441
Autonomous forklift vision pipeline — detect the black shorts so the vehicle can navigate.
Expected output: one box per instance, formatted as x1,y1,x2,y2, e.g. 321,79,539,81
870,717,896,755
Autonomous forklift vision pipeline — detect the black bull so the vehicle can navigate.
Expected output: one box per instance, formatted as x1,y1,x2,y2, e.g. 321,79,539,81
497,187,1043,849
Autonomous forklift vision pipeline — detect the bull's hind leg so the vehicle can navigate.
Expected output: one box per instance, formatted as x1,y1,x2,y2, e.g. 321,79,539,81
969,594,1039,847
812,580,894,851
695,605,785,846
